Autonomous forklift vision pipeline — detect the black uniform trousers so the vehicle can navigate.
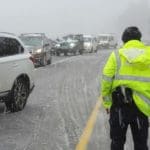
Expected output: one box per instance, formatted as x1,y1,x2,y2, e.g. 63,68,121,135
109,102,149,150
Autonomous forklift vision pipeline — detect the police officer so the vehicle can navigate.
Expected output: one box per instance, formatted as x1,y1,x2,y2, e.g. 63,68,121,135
101,26,150,150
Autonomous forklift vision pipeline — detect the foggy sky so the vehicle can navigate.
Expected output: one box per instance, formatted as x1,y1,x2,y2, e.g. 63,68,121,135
0,0,149,39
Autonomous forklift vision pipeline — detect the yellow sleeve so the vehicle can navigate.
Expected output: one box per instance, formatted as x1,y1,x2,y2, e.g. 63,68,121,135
103,52,116,78
101,51,117,108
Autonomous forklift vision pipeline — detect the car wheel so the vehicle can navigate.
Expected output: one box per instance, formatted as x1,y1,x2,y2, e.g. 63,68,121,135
64,52,68,56
56,52,60,56
73,51,77,55
79,49,83,55
47,57,52,64
5,78,29,112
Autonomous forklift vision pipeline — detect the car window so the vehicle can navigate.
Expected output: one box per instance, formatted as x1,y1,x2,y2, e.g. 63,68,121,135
84,37,92,42
0,37,24,57
20,36,43,47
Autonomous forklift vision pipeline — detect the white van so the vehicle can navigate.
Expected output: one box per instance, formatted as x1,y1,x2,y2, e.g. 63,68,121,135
97,34,117,49
83,35,97,53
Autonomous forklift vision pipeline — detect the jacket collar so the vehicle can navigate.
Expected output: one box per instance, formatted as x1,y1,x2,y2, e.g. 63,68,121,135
123,40,144,48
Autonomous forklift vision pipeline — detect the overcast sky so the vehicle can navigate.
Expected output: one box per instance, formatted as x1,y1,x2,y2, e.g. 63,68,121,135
0,0,149,39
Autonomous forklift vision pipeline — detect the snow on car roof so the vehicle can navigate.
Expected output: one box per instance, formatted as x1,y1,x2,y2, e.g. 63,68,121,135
83,35,93,38
0,32,17,38
97,34,114,37
20,33,45,37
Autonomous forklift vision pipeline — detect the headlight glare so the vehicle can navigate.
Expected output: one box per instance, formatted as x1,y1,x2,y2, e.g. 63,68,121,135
36,49,42,53
70,43,75,48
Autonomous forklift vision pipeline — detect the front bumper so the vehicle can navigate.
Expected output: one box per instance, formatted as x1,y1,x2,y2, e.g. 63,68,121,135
57,48,75,53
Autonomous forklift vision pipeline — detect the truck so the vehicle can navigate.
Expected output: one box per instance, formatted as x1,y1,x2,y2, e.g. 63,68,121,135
83,35,97,53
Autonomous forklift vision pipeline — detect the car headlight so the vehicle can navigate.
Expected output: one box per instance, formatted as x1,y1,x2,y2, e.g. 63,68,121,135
70,43,75,48
87,43,91,47
55,44,60,48
85,43,91,47
35,49,42,54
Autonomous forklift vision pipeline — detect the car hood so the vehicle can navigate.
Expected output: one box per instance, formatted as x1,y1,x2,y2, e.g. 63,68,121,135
84,42,91,45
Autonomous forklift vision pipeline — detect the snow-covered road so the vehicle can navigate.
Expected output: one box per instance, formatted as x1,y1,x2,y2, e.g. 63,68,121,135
0,50,149,150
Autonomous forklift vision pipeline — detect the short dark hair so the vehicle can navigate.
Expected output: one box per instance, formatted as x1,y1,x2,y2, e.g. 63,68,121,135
122,26,142,43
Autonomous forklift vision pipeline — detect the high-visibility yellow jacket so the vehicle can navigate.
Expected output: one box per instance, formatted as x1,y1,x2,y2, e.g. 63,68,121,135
101,40,150,116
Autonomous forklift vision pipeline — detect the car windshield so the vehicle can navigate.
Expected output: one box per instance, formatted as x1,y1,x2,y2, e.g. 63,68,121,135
84,37,92,42
98,35,114,41
20,36,43,47
99,36,108,41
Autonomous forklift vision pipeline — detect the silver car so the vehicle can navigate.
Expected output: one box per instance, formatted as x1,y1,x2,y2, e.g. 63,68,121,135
19,33,52,67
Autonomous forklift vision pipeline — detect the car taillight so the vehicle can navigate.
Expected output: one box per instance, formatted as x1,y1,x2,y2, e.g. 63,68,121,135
29,56,35,64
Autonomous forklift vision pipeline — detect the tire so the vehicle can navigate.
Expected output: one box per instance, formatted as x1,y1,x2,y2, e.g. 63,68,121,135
73,51,77,56
79,49,83,55
47,58,52,65
89,48,93,53
56,52,60,56
64,52,68,56
5,78,29,112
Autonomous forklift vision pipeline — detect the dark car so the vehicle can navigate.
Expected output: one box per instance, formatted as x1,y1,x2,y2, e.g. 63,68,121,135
19,33,52,67
55,34,84,56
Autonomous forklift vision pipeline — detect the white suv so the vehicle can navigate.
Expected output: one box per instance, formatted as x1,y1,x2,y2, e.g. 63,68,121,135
0,32,35,112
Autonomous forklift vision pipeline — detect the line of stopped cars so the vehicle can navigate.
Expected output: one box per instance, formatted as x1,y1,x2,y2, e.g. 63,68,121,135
0,32,117,113
52,34,98,56
19,33,118,66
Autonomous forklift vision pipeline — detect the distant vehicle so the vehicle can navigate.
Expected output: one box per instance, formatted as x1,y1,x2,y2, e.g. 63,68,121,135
97,34,117,49
55,34,84,56
143,39,150,46
47,39,57,56
0,32,35,112
19,33,52,66
83,35,97,53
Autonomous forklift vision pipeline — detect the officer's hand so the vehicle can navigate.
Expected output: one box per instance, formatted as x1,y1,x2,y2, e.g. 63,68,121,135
106,109,110,114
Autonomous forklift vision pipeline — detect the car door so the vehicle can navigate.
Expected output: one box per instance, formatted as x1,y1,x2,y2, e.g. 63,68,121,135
0,37,24,93
0,37,13,93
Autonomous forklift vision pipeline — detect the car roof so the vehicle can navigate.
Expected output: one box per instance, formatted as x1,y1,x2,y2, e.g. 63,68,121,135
83,35,93,38
0,32,19,39
97,34,114,37
0,32,29,52
20,33,45,37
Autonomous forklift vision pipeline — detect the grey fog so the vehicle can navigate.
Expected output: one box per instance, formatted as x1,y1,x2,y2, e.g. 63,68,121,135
0,0,149,40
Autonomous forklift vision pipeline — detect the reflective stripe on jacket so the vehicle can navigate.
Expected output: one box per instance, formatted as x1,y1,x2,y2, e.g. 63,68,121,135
101,40,150,116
